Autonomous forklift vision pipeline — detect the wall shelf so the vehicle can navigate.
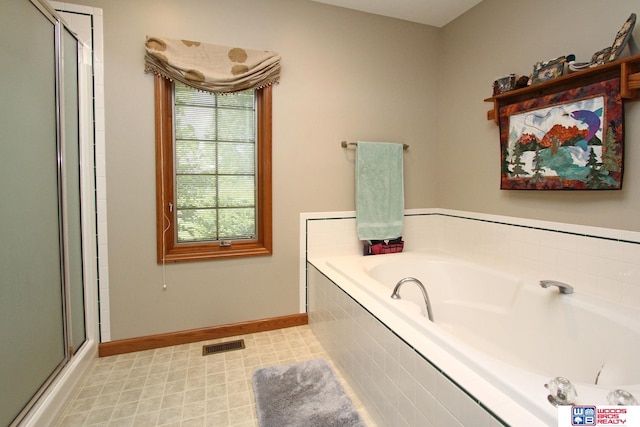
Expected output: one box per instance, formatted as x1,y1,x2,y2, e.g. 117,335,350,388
484,53,640,124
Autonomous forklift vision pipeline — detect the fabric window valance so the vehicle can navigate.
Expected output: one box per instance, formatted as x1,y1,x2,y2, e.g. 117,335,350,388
145,36,280,94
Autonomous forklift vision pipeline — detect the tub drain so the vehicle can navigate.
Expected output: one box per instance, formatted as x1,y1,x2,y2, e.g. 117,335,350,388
202,339,245,356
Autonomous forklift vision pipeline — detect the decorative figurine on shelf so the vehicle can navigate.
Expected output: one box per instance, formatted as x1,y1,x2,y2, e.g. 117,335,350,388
514,75,530,89
568,13,636,72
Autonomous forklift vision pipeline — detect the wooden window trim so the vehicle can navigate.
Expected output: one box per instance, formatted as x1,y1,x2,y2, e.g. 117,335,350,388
154,76,272,263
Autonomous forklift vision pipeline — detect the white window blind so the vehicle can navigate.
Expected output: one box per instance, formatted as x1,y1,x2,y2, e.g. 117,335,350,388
174,82,256,243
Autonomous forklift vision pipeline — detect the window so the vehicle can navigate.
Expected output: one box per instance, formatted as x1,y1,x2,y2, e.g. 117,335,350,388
154,76,272,262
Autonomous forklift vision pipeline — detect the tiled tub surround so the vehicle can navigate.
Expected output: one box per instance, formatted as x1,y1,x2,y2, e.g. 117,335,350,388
301,209,640,426
301,209,640,310
308,264,510,427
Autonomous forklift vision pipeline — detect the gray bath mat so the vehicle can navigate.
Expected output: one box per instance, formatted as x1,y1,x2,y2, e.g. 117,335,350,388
252,358,365,427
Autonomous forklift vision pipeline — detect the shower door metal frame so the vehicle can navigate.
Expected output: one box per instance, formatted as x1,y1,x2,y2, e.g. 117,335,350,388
6,1,89,425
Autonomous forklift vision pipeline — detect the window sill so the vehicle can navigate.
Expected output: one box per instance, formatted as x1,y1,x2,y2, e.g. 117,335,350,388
159,241,272,263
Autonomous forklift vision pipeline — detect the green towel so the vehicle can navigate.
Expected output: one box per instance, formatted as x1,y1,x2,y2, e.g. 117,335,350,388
356,141,404,240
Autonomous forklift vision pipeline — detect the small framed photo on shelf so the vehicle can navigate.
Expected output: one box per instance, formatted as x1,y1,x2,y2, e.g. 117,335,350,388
493,74,516,95
531,56,566,84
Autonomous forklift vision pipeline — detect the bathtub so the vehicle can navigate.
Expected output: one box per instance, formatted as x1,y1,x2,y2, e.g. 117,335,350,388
314,250,640,425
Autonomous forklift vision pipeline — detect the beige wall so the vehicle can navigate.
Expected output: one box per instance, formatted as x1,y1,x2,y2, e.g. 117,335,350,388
437,0,640,230
64,0,440,340
64,0,640,341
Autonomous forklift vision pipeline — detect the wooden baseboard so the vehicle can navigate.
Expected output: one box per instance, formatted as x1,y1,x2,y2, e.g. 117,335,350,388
98,313,308,357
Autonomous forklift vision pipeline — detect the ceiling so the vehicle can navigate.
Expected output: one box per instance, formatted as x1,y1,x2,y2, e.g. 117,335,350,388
311,0,483,27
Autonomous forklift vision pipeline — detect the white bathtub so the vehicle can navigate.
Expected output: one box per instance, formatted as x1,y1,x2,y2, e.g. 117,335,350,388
318,250,640,425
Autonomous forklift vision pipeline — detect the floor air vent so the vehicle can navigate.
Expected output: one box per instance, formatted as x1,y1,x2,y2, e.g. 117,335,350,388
202,339,245,356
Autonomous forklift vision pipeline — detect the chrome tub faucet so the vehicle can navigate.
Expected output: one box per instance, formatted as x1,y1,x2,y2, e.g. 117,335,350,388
540,280,574,294
391,277,434,321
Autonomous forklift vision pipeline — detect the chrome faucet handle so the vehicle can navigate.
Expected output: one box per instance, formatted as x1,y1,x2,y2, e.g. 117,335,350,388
545,377,577,406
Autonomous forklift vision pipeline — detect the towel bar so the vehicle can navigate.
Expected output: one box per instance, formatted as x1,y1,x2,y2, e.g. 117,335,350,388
341,141,409,150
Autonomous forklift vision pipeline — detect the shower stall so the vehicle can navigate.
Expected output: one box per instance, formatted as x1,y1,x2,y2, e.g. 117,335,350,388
0,0,99,425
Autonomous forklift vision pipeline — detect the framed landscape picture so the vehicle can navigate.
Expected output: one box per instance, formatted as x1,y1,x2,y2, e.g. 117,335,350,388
499,78,623,190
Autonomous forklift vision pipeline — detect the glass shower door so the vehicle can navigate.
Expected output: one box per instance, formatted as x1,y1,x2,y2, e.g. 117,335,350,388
0,0,84,424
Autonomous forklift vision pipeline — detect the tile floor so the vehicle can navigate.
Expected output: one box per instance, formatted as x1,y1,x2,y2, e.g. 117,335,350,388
56,325,375,426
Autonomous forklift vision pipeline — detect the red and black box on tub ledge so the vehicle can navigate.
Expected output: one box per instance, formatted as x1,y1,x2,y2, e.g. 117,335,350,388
363,237,404,256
